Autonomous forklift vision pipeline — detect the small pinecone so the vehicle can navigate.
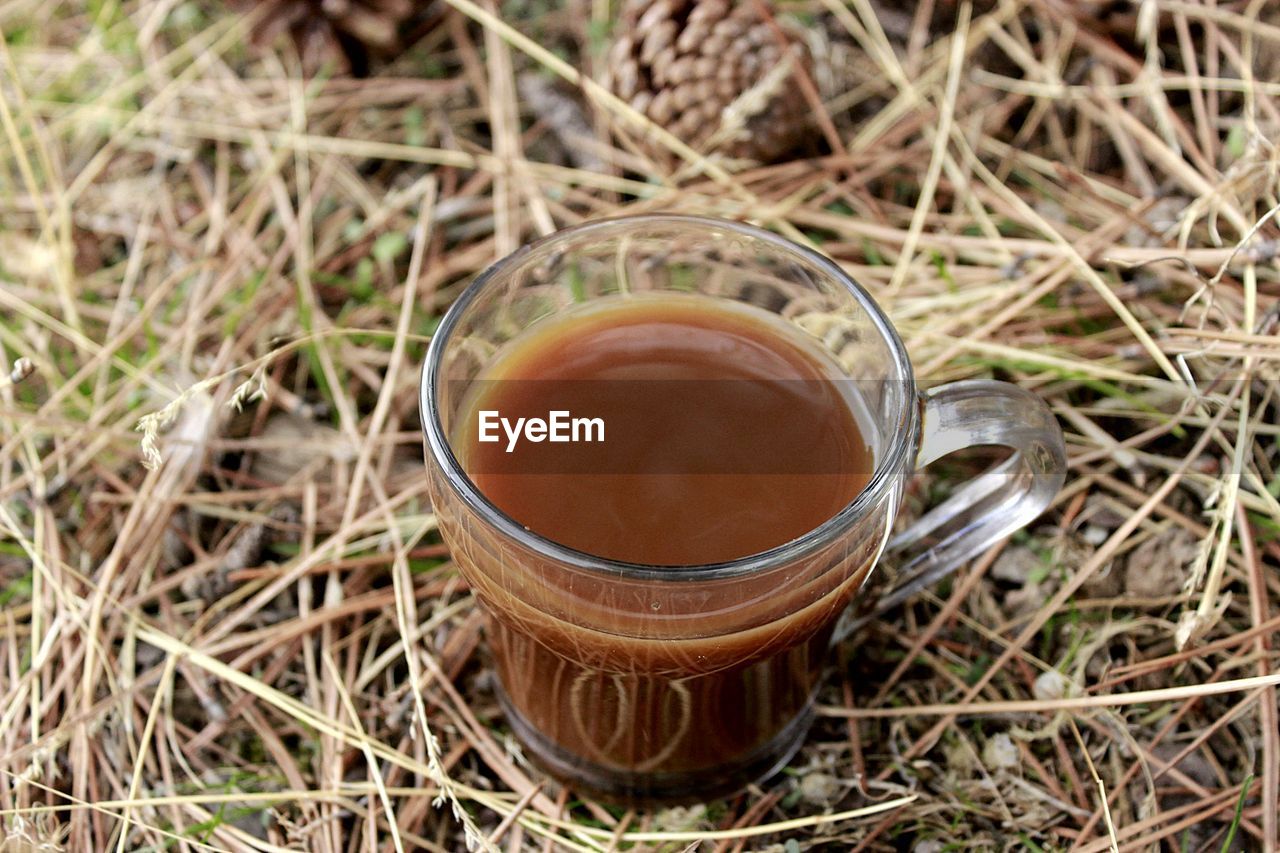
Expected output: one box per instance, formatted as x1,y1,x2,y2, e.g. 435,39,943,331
239,0,414,75
604,0,813,165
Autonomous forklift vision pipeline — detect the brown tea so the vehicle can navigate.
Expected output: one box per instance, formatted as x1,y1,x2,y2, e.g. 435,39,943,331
449,295,878,802
456,296,873,565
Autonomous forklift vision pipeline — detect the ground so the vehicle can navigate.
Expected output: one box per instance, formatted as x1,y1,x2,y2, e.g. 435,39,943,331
1,0,1279,850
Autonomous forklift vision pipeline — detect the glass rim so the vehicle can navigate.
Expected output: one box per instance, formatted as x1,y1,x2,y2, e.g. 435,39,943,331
419,214,918,582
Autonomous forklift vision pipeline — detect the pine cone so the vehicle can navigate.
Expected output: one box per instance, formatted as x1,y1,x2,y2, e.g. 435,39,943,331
604,0,814,165
238,0,414,75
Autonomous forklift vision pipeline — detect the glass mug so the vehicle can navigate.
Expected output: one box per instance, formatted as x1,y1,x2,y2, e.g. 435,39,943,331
420,215,1065,804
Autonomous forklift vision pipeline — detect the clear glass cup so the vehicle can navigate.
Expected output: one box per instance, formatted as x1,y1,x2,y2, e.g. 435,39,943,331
419,215,1065,804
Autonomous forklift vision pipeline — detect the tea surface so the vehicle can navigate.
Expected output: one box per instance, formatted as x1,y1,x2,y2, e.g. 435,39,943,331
455,295,874,565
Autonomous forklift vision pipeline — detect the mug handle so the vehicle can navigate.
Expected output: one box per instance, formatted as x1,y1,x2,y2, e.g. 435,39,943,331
841,380,1067,635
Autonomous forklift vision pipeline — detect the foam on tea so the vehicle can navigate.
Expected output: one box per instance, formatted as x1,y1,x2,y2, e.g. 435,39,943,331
453,295,874,566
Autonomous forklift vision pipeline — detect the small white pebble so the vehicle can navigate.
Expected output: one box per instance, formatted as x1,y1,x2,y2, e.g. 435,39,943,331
1033,669,1072,701
991,545,1040,584
982,732,1019,771
798,771,842,805
8,357,34,384
1082,525,1108,546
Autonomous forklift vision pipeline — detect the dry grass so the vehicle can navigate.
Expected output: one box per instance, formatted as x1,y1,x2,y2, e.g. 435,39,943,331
2,0,1279,849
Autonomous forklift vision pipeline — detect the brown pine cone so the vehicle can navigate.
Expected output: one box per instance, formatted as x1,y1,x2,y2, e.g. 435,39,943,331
238,0,414,75
604,0,814,166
